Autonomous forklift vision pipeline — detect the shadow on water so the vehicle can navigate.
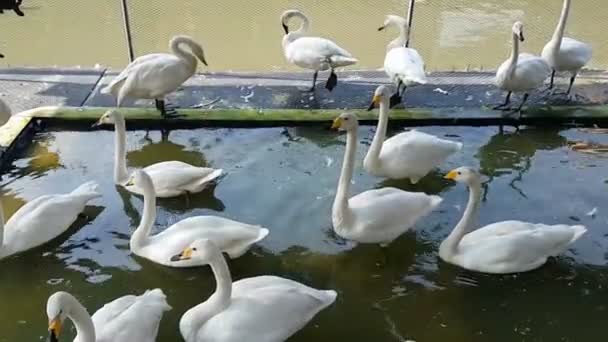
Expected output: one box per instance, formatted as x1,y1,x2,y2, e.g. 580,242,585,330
127,134,209,168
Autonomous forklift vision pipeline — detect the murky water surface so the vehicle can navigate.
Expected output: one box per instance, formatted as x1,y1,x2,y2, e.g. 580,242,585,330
1,125,608,341
1,0,607,70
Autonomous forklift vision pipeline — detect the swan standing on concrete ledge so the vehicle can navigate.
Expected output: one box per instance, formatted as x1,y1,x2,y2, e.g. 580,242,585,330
441,167,587,274
331,113,442,245
46,290,171,342
171,239,337,342
494,22,550,116
365,86,462,183
541,0,592,95
378,15,427,108
281,9,358,92
94,110,223,198
102,35,208,118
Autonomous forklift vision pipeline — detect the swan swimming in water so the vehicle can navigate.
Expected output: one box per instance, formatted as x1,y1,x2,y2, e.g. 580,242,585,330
102,35,208,118
378,14,427,108
441,167,587,274
281,9,358,92
494,22,550,116
46,289,171,342
541,0,592,95
171,238,337,342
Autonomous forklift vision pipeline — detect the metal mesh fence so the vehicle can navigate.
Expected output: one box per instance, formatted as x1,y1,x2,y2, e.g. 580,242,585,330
0,0,606,71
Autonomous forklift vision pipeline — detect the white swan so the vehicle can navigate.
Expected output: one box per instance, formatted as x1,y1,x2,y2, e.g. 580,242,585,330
541,0,592,95
441,167,587,274
46,289,171,342
94,110,223,198
101,35,207,118
281,9,358,92
0,98,11,125
365,85,462,183
0,181,101,260
171,239,337,342
128,169,269,267
331,113,442,245
494,22,550,115
378,15,427,107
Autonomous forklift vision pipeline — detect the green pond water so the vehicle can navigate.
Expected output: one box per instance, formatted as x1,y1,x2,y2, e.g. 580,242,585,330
1,124,608,341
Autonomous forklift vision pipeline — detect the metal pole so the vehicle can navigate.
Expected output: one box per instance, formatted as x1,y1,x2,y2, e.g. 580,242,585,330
405,0,415,47
120,0,135,62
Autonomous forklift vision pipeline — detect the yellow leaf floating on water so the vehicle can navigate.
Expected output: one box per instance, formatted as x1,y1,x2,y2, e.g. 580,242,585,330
568,141,608,154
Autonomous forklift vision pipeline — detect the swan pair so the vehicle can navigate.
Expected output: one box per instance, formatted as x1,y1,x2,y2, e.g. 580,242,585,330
330,85,461,246
280,9,358,92
0,181,101,260
102,36,207,118
94,110,223,199
45,239,336,342
379,15,427,108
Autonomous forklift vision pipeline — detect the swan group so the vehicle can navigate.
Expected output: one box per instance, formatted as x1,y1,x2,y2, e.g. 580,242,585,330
0,4,599,342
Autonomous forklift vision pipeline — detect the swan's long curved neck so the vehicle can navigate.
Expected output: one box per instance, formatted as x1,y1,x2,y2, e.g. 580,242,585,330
283,13,310,46
388,21,409,49
333,127,356,228
187,254,232,335
66,295,96,342
551,0,571,45
365,99,389,169
130,178,156,250
113,116,129,184
170,37,198,69
442,180,481,256
506,31,520,77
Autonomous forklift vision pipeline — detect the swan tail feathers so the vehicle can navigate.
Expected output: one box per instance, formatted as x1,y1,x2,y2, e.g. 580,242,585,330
570,225,587,244
330,56,358,67
317,290,338,308
255,227,270,243
142,288,172,312
429,195,443,209
70,181,102,201
198,168,224,186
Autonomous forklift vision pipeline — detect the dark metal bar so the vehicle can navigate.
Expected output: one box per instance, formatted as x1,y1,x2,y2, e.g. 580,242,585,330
405,0,415,47
120,0,135,62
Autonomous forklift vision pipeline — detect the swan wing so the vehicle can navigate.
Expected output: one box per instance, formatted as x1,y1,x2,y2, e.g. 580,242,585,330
458,221,587,273
559,37,593,68
103,54,172,92
92,289,171,342
287,37,357,68
135,161,221,196
347,188,441,243
142,216,268,265
195,276,336,341
384,47,427,85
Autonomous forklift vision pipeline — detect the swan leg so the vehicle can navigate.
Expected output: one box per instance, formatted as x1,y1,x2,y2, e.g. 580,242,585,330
492,91,512,110
184,191,191,208
13,6,24,16
156,99,180,118
548,69,556,90
511,93,529,119
566,75,577,95
325,69,338,91
308,71,318,92
389,80,404,108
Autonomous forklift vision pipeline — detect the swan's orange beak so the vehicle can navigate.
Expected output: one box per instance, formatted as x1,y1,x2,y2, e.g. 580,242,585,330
331,117,343,129
48,317,62,341
368,95,381,111
444,170,458,180
170,248,193,262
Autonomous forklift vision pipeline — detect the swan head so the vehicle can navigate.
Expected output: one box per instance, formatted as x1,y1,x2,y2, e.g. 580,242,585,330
46,292,73,341
281,9,305,34
170,238,221,263
512,21,524,42
125,169,153,189
93,109,121,127
331,112,359,131
367,85,394,110
378,14,407,31
444,167,481,185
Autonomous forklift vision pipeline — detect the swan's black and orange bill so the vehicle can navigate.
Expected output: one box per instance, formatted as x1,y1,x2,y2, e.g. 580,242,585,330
170,248,193,262
377,26,385,31
519,32,525,42
444,170,458,180
47,318,61,342
331,117,343,129
282,23,289,34
367,95,381,111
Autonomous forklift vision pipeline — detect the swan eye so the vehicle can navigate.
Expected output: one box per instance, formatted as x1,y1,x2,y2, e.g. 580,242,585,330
192,248,197,251
457,172,462,175
344,117,349,121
